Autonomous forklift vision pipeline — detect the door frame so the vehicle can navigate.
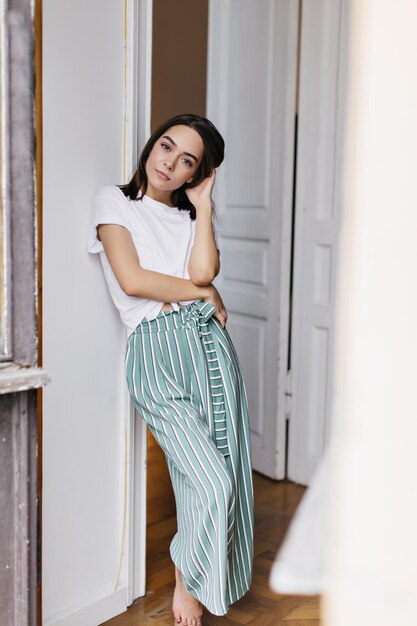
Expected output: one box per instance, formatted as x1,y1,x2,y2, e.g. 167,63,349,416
124,0,153,605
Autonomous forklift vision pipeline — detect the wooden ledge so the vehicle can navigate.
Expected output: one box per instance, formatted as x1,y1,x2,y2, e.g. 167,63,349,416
0,365,50,395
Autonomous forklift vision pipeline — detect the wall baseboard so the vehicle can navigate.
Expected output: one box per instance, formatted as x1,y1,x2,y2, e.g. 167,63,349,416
43,586,127,626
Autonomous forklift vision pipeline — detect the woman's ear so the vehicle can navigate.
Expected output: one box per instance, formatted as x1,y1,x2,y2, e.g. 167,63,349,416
186,176,194,184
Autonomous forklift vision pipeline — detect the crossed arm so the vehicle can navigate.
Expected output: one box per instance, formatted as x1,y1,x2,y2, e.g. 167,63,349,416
97,203,220,302
97,195,228,326
96,162,228,325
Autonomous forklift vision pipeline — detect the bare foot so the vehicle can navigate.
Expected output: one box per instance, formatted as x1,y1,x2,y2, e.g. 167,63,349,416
172,566,203,626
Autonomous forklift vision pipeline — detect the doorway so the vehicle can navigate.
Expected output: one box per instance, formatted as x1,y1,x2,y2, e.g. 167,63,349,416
145,0,209,557
131,0,346,605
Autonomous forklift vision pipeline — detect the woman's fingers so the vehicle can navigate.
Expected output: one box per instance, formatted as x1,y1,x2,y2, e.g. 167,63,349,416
214,307,227,328
213,310,222,327
185,169,216,204
202,284,227,327
219,303,228,327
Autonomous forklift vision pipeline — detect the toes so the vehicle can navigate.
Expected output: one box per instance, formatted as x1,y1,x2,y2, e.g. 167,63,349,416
173,610,182,624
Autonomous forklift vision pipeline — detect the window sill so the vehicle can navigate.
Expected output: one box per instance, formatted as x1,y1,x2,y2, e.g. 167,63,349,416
0,365,51,395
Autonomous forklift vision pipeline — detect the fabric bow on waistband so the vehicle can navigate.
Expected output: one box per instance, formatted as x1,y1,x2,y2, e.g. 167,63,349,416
183,300,217,335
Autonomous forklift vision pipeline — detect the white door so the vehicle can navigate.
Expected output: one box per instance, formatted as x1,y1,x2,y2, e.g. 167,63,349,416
207,0,299,479
288,0,347,485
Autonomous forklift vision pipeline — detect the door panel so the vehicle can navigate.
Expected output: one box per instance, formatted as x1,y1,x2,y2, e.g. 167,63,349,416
288,0,346,485
207,0,299,478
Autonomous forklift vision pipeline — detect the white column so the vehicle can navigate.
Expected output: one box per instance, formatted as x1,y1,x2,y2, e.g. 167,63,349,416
324,1,417,624
43,2,128,623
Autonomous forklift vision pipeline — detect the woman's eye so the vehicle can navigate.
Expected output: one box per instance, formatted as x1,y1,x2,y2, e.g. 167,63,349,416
160,142,170,151
182,158,192,167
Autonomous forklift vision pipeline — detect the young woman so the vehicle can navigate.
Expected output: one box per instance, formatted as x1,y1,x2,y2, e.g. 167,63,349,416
88,113,254,626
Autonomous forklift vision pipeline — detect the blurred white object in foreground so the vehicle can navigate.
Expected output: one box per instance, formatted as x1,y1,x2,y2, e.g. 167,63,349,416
270,1,417,624
269,448,331,595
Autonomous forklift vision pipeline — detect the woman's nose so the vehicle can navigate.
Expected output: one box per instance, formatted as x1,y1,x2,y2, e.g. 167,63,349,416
163,159,174,171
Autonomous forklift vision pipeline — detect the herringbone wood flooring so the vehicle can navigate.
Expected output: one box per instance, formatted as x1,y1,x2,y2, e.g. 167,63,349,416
102,472,322,625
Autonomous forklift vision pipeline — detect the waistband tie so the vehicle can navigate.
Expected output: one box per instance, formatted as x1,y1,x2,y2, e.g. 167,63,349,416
133,299,217,335
183,300,217,337
131,298,230,456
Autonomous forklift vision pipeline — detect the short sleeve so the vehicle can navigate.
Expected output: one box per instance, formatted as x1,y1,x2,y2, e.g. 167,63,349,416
87,185,131,254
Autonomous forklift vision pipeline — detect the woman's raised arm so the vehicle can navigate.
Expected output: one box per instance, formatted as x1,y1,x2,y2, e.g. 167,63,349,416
186,169,220,285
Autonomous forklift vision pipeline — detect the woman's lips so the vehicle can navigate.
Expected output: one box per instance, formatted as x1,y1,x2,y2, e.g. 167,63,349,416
155,168,170,180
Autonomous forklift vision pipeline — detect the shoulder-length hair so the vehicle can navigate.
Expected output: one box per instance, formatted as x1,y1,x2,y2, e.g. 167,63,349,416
119,113,225,220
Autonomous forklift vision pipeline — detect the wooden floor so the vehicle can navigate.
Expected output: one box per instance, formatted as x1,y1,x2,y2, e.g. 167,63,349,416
102,472,322,625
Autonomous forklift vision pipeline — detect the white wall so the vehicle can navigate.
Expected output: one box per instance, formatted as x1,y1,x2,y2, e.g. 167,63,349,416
323,1,417,624
42,2,128,624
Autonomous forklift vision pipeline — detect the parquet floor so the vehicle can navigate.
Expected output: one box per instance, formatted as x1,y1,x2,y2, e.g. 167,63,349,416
102,472,322,625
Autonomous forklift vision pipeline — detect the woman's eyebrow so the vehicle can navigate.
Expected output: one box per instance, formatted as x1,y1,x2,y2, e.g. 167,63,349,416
162,135,198,163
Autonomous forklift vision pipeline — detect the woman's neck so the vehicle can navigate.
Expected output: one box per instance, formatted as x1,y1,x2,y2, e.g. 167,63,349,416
144,184,175,207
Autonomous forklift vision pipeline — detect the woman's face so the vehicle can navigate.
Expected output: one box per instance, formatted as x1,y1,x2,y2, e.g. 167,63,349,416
145,124,204,204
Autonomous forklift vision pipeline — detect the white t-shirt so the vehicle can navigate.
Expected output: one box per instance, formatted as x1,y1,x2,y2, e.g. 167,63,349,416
87,184,219,336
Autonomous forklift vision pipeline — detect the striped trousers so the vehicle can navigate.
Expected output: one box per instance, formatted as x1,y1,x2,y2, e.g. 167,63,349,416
125,299,254,616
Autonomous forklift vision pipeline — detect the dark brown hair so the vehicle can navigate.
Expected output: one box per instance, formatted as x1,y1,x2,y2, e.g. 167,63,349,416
119,113,225,220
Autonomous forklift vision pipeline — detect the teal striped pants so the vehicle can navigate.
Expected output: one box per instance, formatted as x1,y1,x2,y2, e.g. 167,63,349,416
125,299,254,616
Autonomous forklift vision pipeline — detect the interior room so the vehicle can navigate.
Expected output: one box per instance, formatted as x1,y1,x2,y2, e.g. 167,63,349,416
0,1,416,625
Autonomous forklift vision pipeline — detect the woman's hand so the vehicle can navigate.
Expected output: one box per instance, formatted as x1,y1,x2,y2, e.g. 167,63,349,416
203,284,228,328
185,168,216,209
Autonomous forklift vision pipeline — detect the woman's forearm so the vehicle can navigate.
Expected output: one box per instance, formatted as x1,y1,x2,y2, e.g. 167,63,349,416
124,266,211,302
97,223,213,302
188,202,220,285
